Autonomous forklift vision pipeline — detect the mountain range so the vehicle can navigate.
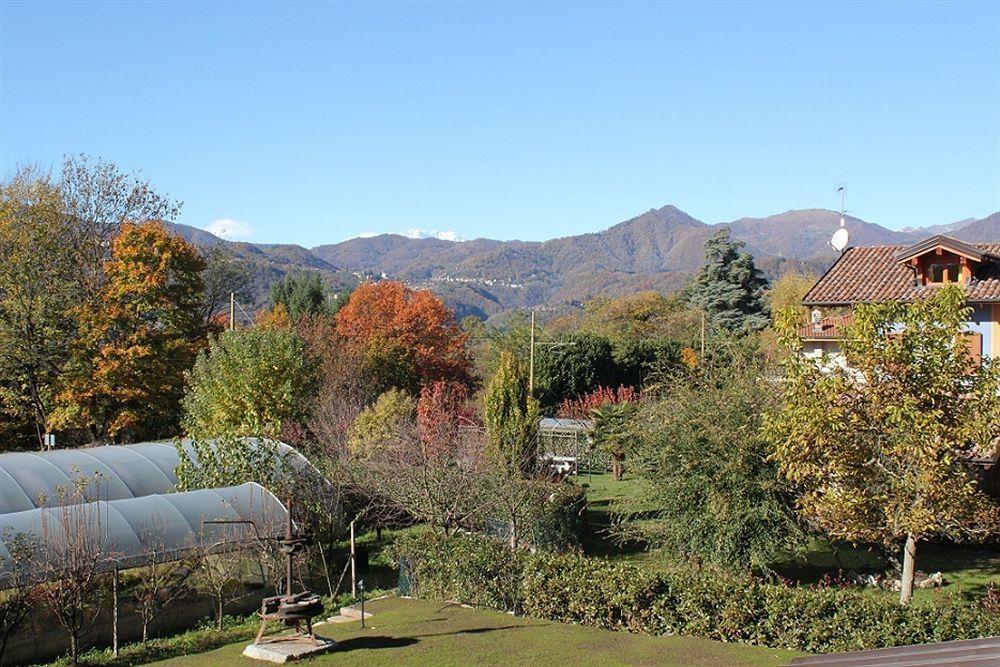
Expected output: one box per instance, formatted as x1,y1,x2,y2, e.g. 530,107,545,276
166,207,1000,321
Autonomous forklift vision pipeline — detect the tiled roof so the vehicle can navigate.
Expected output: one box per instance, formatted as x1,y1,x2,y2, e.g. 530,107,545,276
798,314,853,340
803,242,1000,306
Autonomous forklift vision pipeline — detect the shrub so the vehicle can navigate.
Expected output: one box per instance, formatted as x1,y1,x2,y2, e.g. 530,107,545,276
393,532,1000,654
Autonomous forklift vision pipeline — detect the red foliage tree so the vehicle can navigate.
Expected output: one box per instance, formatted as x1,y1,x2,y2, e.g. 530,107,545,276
557,385,638,419
335,281,472,385
417,381,477,454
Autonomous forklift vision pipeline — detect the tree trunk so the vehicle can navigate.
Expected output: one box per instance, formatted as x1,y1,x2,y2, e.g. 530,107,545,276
899,533,917,605
70,631,78,666
611,454,624,481
217,599,224,630
142,619,149,643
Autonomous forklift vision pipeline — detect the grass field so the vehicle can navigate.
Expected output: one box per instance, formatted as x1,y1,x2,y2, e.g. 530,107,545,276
148,597,804,667
574,472,1000,604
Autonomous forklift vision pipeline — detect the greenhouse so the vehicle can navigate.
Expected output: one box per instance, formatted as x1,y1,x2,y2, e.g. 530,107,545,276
0,482,287,585
0,438,314,514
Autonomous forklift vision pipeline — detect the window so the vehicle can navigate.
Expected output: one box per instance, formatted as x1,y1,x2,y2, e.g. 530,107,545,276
929,263,961,284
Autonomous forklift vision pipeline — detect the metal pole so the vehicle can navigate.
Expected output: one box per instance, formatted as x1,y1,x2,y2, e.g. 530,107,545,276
350,520,357,598
359,580,365,629
529,310,535,394
229,292,236,331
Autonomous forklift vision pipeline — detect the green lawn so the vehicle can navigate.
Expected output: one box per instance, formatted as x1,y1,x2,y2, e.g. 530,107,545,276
148,597,804,666
574,472,1000,603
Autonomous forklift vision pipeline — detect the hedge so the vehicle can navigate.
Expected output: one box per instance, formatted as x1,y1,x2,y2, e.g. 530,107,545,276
393,531,1000,654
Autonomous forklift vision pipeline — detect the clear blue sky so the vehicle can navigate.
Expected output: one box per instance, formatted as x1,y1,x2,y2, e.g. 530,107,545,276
2,1,998,246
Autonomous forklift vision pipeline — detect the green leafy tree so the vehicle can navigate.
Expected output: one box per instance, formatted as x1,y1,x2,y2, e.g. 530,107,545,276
270,273,329,320
0,169,81,449
347,388,416,458
685,229,769,332
535,333,617,407
181,327,314,440
766,285,1000,604
53,222,205,442
628,355,803,569
484,351,539,476
590,401,636,481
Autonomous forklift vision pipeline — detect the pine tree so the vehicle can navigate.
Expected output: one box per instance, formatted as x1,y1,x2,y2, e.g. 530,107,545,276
269,273,328,319
686,229,769,332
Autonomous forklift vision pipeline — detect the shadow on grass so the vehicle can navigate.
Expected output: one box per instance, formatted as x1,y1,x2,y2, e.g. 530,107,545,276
335,636,419,651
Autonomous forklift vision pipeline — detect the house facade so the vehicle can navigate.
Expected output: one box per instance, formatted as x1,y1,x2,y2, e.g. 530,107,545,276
799,235,1000,363
799,234,1000,497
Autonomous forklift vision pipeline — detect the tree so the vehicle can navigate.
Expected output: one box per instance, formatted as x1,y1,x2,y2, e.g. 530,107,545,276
59,154,181,299
627,356,803,569
590,401,636,481
483,351,539,476
32,476,112,665
0,169,82,449
335,281,472,385
766,271,818,326
350,398,488,536
0,532,39,665
53,222,205,442
417,381,477,450
535,333,617,408
579,291,702,344
685,229,769,332
270,273,329,320
199,245,252,334
190,529,245,630
181,327,314,440
347,389,416,458
766,286,1000,604
132,522,196,642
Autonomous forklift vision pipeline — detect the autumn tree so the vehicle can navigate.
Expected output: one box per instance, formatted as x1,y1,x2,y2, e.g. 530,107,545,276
417,380,477,449
0,169,82,449
685,229,769,332
181,326,314,440
53,222,205,442
483,351,539,476
766,286,1000,604
766,271,818,326
557,385,637,420
347,389,415,458
59,154,181,299
335,281,472,386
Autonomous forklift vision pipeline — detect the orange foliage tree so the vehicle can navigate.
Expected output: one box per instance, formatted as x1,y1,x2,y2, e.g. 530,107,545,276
335,281,472,386
53,222,205,441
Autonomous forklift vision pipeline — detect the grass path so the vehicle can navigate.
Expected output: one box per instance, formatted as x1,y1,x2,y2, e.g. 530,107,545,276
148,597,804,667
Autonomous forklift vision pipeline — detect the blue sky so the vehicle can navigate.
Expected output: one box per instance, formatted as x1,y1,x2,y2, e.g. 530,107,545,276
1,1,998,246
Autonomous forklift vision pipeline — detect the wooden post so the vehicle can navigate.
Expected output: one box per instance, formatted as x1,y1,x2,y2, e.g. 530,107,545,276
229,292,236,331
350,520,357,598
700,312,706,358
529,310,536,394
112,563,119,656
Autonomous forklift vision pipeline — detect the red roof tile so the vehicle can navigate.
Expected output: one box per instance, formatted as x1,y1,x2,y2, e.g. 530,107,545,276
803,242,1000,306
798,314,853,340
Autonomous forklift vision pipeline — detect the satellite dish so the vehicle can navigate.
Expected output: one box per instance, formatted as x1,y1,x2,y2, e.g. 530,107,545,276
830,226,849,253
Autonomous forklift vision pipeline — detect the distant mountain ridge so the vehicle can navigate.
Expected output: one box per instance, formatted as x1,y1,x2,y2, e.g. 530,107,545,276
166,207,999,321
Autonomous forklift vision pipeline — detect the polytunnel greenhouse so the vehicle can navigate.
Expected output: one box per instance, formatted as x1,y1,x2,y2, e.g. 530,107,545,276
0,483,287,584
0,438,314,514
0,438,317,586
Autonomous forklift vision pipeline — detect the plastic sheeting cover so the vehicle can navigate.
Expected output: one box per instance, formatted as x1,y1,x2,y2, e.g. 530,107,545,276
0,482,287,585
0,439,314,514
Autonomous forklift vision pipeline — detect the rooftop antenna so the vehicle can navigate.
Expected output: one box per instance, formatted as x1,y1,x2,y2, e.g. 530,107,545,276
829,185,850,254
